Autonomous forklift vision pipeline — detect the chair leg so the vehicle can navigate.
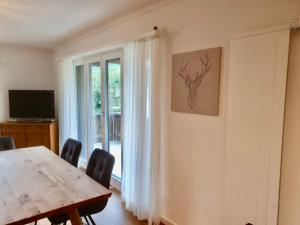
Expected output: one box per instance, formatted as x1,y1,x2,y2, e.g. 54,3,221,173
83,216,90,225
87,215,96,225
63,222,66,225
34,221,37,225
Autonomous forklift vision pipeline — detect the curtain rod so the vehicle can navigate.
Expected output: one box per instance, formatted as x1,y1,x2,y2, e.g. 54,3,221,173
130,26,159,41
56,26,159,61
290,18,299,30
292,27,300,31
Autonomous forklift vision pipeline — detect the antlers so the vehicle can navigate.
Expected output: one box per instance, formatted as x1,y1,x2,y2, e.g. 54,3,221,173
178,59,191,81
178,53,212,109
197,53,211,78
178,53,211,83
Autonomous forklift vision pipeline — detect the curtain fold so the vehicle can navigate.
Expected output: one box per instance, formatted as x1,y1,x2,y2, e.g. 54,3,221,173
122,36,161,224
74,64,91,163
57,59,78,151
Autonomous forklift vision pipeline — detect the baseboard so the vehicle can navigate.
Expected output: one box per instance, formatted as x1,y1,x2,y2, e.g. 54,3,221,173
160,216,177,225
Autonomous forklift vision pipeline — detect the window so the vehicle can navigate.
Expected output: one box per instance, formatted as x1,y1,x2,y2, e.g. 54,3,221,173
75,51,123,180
107,58,122,178
89,62,103,150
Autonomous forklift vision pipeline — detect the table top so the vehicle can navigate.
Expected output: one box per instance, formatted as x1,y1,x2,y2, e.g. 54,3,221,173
0,146,112,225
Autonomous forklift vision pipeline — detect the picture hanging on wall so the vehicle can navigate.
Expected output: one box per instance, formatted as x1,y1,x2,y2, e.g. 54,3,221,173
171,47,221,116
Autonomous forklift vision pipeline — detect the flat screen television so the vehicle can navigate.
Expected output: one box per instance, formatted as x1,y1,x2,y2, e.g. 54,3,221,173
9,90,55,120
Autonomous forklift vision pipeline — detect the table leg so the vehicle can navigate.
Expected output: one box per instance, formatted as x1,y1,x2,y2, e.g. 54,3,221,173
67,208,83,225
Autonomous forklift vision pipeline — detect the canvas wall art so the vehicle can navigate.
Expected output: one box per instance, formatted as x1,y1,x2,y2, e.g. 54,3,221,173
171,47,221,116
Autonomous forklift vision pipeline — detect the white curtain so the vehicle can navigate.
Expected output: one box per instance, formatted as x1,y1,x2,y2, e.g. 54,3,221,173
57,59,78,151
57,58,98,164
122,36,161,224
75,64,93,164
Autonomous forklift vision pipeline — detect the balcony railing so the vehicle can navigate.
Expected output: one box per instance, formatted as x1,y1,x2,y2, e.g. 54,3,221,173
92,112,122,178
92,112,121,143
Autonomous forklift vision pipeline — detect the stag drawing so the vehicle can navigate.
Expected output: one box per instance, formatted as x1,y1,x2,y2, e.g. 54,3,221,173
178,53,211,109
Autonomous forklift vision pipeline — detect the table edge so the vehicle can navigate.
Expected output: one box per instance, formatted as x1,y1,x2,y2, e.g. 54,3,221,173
5,192,112,225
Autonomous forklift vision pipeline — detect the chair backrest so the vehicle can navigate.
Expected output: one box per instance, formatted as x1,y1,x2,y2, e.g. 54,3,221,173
61,138,82,167
0,136,16,151
86,149,115,189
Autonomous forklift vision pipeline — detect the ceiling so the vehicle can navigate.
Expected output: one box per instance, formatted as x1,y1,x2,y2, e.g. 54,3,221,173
0,0,161,48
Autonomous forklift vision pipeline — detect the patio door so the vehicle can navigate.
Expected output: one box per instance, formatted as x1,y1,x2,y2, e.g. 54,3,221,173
106,58,122,179
75,51,123,180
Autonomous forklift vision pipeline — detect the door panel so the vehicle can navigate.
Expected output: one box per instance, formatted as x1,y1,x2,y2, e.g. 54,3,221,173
225,29,290,225
89,62,103,151
106,58,122,179
278,30,300,225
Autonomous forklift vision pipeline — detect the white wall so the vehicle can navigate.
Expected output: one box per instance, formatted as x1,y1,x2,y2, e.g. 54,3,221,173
278,30,300,225
0,44,54,121
54,0,300,224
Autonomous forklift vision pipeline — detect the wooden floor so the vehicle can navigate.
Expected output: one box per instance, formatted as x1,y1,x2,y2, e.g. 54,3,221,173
30,188,147,225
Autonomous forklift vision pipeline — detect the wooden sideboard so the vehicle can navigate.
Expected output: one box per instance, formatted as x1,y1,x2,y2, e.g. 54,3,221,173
0,121,58,154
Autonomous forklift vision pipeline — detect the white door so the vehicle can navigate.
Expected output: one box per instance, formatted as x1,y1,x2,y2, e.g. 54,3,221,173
225,28,290,225
278,30,300,225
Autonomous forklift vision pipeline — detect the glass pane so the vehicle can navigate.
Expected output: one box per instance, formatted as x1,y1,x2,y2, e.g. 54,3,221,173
89,62,103,151
75,65,86,158
107,58,122,179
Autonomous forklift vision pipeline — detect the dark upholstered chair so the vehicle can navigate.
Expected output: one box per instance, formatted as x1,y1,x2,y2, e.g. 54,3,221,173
60,138,82,167
48,149,115,225
0,136,16,151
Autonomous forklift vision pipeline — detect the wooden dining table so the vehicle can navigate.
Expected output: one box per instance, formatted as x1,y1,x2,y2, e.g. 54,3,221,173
0,146,112,225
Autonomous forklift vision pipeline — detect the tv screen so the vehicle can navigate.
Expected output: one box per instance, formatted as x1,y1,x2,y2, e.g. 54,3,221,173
9,90,55,119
